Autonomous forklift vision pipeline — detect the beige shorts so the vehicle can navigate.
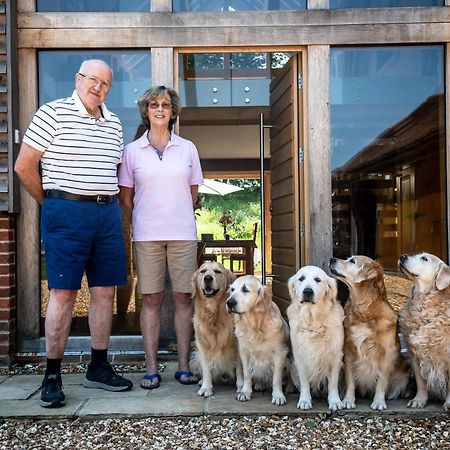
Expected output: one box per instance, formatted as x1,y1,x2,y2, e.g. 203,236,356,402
133,240,198,294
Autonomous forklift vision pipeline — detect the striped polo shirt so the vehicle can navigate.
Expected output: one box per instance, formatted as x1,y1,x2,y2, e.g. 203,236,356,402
22,90,123,195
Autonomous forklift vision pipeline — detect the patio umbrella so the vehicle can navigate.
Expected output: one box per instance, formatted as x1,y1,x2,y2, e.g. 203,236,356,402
198,179,243,196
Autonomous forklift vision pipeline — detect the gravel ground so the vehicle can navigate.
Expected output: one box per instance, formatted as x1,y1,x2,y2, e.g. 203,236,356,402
1,415,449,450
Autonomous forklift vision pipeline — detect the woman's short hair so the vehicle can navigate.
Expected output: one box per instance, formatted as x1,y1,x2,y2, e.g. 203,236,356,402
138,86,182,131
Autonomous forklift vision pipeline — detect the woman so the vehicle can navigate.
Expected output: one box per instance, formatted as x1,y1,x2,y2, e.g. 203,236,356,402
119,86,203,389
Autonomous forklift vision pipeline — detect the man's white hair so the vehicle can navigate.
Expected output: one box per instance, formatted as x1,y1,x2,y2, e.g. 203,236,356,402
78,59,114,78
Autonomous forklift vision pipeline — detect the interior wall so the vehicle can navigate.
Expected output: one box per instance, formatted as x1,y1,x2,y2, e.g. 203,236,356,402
181,125,270,159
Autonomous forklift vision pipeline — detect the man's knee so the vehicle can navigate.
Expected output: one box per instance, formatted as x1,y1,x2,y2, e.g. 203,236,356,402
49,289,78,304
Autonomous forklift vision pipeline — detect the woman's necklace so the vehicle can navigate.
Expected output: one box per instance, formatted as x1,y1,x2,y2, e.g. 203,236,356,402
148,131,168,161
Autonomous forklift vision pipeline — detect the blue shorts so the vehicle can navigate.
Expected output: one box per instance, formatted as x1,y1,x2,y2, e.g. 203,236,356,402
41,198,127,290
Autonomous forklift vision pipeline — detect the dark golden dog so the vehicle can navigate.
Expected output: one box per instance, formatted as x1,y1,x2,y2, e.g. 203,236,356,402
191,261,242,397
329,255,410,410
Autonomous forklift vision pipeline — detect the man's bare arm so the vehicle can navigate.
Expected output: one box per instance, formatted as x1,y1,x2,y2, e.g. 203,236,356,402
14,143,44,204
118,186,134,222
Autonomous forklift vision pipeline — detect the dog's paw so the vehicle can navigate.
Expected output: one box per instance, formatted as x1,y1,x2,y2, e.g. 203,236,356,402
197,385,213,398
297,399,312,410
236,390,252,402
407,396,427,408
341,398,356,409
371,399,387,411
328,399,344,412
272,393,287,406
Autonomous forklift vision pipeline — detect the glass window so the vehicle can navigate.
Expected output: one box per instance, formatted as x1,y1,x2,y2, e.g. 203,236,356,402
38,50,151,144
179,52,292,107
330,0,441,8
330,46,446,270
38,50,151,336
173,0,305,12
37,0,151,12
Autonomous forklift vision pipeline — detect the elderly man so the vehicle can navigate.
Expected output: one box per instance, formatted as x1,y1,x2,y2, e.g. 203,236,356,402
15,59,133,408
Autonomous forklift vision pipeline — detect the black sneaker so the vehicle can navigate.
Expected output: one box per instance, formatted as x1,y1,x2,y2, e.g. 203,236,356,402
40,374,65,408
83,362,133,392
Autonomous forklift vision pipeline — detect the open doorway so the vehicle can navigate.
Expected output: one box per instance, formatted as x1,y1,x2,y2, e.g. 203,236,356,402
177,49,305,313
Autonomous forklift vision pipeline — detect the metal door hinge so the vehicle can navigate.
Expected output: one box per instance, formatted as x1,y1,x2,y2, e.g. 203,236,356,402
14,129,20,144
300,222,305,238
298,74,303,90
298,147,304,163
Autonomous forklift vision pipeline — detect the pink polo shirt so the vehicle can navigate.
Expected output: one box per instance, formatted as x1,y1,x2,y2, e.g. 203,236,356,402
118,132,203,241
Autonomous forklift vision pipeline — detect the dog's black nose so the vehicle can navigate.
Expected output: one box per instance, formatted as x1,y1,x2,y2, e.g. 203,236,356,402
226,298,236,309
399,254,408,262
204,275,213,283
302,287,314,301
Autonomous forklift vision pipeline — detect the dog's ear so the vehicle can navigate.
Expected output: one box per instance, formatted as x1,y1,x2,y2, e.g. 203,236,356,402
287,274,297,301
435,264,450,290
326,275,338,303
226,269,236,286
191,268,201,299
355,261,382,283
254,283,270,313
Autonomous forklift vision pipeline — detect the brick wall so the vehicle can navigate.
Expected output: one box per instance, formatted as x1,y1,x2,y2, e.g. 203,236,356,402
0,213,16,367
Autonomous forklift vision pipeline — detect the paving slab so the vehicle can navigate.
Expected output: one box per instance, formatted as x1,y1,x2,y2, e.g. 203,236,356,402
0,360,447,420
0,399,84,419
204,385,446,418
78,393,205,418
0,385,40,400
1,373,43,386
28,384,146,404
205,386,306,415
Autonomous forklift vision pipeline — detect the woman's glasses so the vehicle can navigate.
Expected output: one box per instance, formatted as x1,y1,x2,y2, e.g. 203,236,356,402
148,101,172,110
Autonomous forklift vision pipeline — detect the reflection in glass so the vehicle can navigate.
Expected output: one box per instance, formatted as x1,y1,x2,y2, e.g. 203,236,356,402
179,52,293,107
330,46,446,270
39,50,151,336
37,0,151,12
330,0,441,7
173,0,305,11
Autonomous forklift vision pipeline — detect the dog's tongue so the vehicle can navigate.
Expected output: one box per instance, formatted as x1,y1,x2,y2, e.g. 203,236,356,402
204,287,214,295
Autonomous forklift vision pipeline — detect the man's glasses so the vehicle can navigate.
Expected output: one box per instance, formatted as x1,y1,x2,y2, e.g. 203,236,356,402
148,101,172,110
78,73,112,91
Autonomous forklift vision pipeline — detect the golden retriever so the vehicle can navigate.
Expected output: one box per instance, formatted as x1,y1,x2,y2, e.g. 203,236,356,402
329,255,411,410
226,275,290,405
190,261,242,397
287,266,345,411
398,252,450,411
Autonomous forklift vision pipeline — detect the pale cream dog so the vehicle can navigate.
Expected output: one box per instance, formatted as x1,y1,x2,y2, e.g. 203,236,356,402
226,275,290,405
287,266,345,411
329,255,411,410
398,252,450,411
190,261,243,397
